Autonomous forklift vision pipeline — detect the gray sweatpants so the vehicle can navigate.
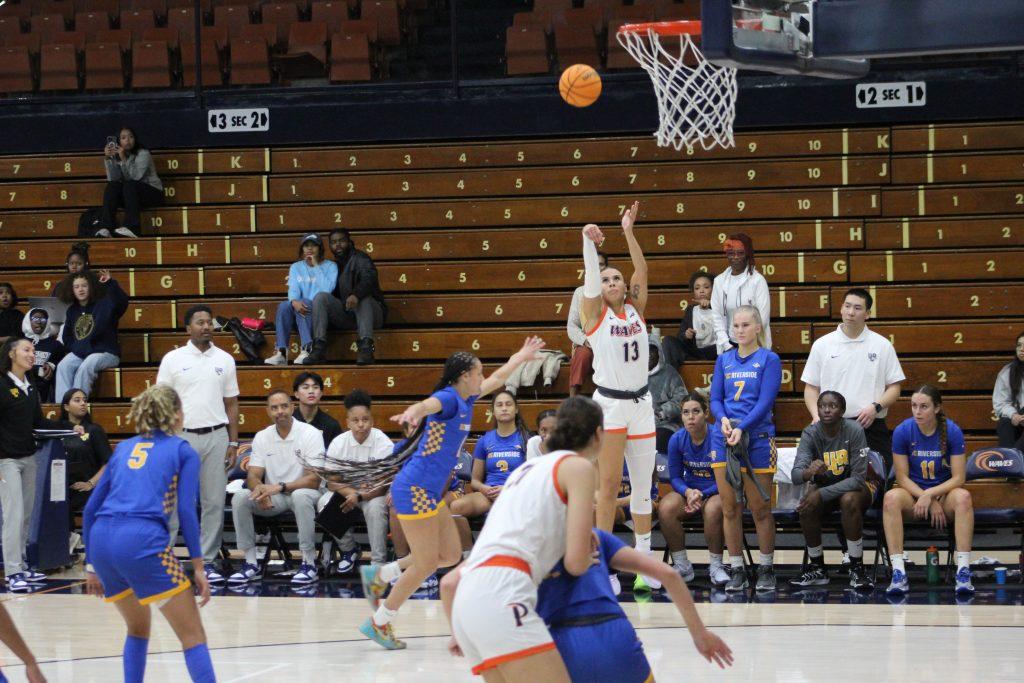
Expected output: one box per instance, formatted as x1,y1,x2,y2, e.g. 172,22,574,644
232,488,320,563
0,455,38,577
311,293,384,343
169,428,228,562
317,491,389,565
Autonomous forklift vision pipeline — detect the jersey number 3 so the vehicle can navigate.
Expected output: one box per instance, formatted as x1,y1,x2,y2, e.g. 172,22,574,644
128,442,153,470
622,340,640,363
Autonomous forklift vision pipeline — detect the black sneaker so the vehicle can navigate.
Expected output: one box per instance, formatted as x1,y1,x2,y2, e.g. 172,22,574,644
724,566,748,592
301,340,327,365
356,337,375,365
755,565,776,592
789,564,829,587
848,563,874,590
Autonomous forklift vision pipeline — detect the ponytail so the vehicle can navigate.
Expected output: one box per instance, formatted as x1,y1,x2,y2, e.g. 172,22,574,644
913,384,948,454
130,384,182,435
546,396,603,453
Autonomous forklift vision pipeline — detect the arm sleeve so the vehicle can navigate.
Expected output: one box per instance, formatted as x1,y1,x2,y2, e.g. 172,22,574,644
947,422,966,456
222,358,240,398
790,426,817,484
667,433,688,495
566,288,587,347
104,157,122,182
891,422,909,456
818,428,868,503
582,233,602,299
155,356,171,386
98,279,129,322
82,464,113,564
800,340,823,386
737,353,782,431
884,344,906,384
352,255,380,299
677,306,694,340
177,443,204,559
710,355,727,422
993,366,1017,419
287,262,302,301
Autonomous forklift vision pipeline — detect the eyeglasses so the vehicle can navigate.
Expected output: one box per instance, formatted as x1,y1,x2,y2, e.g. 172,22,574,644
30,315,49,322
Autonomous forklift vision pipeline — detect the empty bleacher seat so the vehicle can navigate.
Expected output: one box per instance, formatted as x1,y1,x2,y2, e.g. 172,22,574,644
142,26,179,48
278,20,328,77
34,1,75,23
260,2,298,47
505,26,549,76
132,40,172,88
94,27,132,49
0,45,34,93
50,29,87,51
238,21,278,48
74,11,110,41
4,31,42,53
213,4,251,40
119,8,155,35
229,36,271,84
181,35,223,86
0,16,25,42
30,13,67,44
329,32,371,82
84,41,124,89
553,23,600,70
360,0,400,46
128,0,167,22
39,42,80,90
73,0,120,20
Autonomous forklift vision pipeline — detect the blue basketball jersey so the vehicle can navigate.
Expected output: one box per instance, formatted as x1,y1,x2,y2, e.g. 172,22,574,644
892,417,966,489
473,429,526,486
397,386,477,493
667,424,720,497
537,529,628,624
711,346,781,434
83,430,202,559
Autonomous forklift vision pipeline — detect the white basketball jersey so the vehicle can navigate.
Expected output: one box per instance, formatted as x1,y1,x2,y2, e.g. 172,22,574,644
464,451,575,585
586,303,649,392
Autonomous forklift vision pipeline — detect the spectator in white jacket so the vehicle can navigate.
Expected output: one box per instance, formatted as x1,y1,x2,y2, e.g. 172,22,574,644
993,331,1024,450
711,233,771,353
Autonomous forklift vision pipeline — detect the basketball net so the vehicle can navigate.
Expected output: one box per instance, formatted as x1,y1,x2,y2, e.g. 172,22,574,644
617,26,737,151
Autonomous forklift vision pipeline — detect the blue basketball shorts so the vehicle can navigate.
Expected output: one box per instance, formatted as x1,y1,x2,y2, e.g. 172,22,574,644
710,432,777,474
89,517,192,606
550,616,652,683
391,471,446,520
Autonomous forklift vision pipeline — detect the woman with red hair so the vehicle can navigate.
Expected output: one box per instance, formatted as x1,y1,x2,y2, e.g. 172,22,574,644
710,233,772,354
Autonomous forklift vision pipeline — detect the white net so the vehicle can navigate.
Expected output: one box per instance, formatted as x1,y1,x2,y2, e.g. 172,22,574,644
617,26,737,151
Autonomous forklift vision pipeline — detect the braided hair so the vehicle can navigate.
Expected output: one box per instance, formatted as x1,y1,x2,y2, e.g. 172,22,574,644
914,384,947,455
546,396,603,453
491,390,531,452
130,384,182,436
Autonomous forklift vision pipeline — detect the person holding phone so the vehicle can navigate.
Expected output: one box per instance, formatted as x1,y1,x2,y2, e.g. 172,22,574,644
99,127,163,238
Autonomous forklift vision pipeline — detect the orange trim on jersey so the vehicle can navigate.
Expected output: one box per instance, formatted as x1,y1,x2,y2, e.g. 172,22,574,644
471,642,557,675
626,432,656,440
104,587,135,603
604,427,628,434
584,305,608,337
139,580,192,606
476,554,531,575
551,453,573,504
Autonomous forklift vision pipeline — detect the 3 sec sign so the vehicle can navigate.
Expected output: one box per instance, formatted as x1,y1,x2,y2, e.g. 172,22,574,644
208,108,270,132
855,82,926,109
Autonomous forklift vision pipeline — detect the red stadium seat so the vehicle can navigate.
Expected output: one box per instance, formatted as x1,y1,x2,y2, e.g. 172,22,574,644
329,32,371,82
74,11,111,42
181,35,223,85
127,0,167,22
213,5,250,40
50,29,87,51
311,1,347,37
512,11,553,35
361,0,400,47
4,31,42,54
260,2,298,46
167,0,212,13
0,45,34,93
609,5,655,21
142,26,178,49
84,40,124,89
132,39,172,87
283,20,327,70
553,6,604,34
534,0,572,15
166,6,196,39
238,22,277,47
94,27,132,49
338,18,377,44
73,0,120,20
30,14,67,44
584,0,621,22
553,23,600,70
0,2,32,21
505,26,549,75
658,0,700,20
229,36,270,84
34,1,75,23
39,42,79,90
119,9,155,36
0,16,25,43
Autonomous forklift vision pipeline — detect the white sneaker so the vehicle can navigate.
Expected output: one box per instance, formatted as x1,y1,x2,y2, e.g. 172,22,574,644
264,350,287,365
674,560,695,583
641,552,663,590
709,563,731,587
609,573,621,596
291,563,319,585
228,562,261,584
114,227,138,238
69,531,82,555
293,349,309,365
94,228,111,237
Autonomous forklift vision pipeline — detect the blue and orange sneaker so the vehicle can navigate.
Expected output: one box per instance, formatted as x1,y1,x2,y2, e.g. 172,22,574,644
360,564,389,610
359,617,406,650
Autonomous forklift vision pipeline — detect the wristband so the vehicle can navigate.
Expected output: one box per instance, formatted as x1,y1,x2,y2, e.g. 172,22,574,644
279,482,287,493
228,441,239,447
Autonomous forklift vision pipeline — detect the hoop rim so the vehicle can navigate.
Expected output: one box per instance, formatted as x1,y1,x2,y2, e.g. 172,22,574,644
616,20,701,37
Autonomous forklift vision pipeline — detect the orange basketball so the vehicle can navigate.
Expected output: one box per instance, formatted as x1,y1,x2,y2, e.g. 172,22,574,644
559,64,602,107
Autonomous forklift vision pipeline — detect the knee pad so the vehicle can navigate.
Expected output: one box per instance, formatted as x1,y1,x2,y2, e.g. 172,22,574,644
624,439,655,516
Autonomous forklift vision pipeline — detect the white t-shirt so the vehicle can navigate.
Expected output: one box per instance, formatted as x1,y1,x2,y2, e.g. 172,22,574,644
526,434,545,461
155,341,239,430
691,305,717,349
249,419,325,485
326,427,393,463
801,325,906,418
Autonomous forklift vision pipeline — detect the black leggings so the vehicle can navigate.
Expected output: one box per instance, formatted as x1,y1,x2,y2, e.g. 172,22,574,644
997,417,1024,450
100,180,164,231
661,334,717,370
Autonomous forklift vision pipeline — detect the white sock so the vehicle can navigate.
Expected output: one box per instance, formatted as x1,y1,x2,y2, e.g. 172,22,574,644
957,552,971,571
891,554,905,574
848,538,864,560
671,550,688,566
302,551,317,566
373,604,397,627
379,561,402,584
244,548,258,565
709,553,723,568
635,532,652,555
730,555,744,570
807,545,823,559
759,552,773,567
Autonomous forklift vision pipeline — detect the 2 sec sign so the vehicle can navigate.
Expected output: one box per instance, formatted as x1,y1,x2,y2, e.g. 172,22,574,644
208,108,270,132
855,82,926,109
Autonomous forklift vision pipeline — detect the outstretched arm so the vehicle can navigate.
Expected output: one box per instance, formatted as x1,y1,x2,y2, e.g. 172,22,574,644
580,223,606,330
0,604,45,682
620,202,648,316
479,336,546,397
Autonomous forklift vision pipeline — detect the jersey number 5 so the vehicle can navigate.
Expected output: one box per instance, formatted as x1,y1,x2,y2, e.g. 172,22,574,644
128,442,153,470
622,340,640,363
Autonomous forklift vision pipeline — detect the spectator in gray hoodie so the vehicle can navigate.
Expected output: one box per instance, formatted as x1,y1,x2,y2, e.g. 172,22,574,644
99,127,163,238
993,331,1024,450
648,335,687,454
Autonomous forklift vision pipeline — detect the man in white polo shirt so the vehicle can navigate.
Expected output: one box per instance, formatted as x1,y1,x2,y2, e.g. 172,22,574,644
228,390,324,585
802,288,905,468
156,304,240,584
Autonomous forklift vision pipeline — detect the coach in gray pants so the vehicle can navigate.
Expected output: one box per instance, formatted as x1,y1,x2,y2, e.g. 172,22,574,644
156,305,240,584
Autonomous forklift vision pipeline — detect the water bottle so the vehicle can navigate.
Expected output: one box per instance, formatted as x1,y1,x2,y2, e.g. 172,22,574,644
926,546,940,584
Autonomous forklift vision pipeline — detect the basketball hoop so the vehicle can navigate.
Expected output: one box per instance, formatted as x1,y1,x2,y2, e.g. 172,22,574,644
617,21,738,152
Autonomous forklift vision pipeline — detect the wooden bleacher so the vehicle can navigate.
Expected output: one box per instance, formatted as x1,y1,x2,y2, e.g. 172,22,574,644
1,120,1022,467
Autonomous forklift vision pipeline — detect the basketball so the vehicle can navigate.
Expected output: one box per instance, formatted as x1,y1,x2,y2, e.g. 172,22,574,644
559,64,602,107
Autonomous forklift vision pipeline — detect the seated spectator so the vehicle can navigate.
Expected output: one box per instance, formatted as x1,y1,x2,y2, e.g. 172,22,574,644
228,390,324,586
59,389,112,531
99,127,163,238
0,282,23,345
658,393,727,586
525,409,557,460
993,331,1024,449
711,233,772,353
883,385,974,596
661,271,718,370
316,389,392,574
789,391,875,591
449,391,529,520
53,242,92,296
303,229,387,366
266,234,338,366
292,371,342,447
649,335,688,454
55,269,128,399
567,251,608,396
22,308,65,402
